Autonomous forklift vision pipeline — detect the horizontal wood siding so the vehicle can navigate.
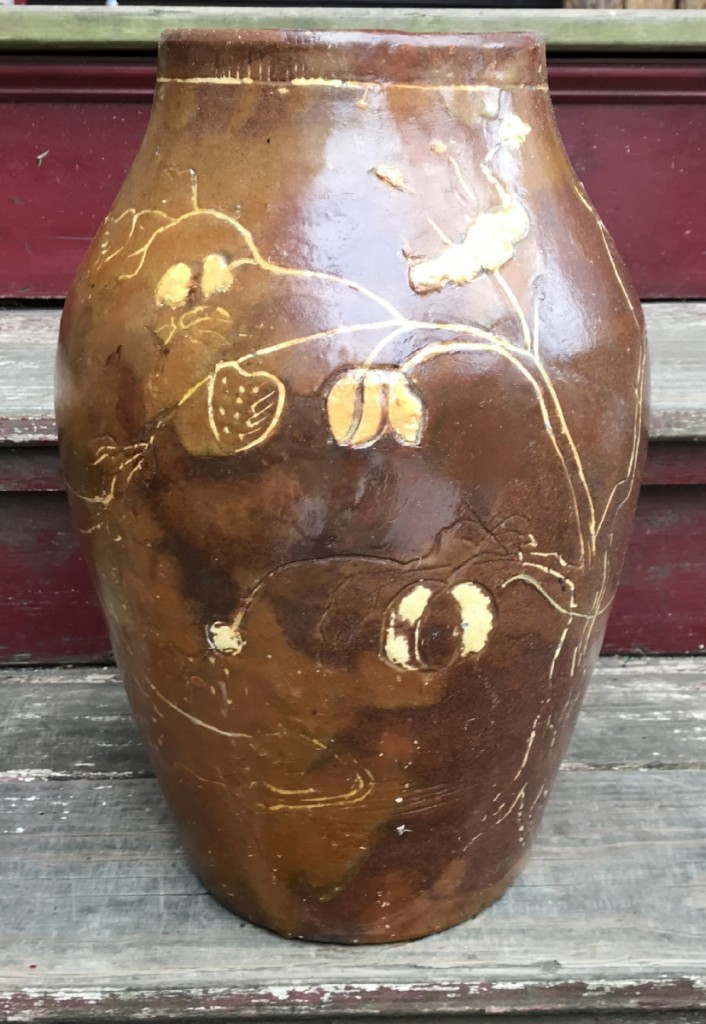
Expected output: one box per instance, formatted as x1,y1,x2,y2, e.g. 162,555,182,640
3,304,704,445
0,303,704,663
1,59,705,298
0,479,703,664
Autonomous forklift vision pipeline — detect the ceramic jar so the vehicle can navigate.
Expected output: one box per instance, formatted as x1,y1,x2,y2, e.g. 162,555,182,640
56,29,648,943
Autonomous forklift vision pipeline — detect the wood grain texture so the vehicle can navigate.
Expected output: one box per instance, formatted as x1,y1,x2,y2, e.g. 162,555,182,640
566,0,685,7
2,304,703,444
0,667,151,779
0,310,59,444
3,8,706,52
627,0,678,7
564,0,705,10
1,658,705,779
647,304,706,439
564,1,626,8
1,659,705,1018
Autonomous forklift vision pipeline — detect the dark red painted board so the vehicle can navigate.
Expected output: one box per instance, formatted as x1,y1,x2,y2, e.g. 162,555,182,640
0,492,111,665
0,59,705,299
558,103,706,300
605,486,706,656
1,102,151,299
0,483,703,664
642,442,706,487
0,448,65,493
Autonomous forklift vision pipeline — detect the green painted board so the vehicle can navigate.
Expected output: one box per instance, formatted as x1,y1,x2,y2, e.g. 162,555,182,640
1,7,706,53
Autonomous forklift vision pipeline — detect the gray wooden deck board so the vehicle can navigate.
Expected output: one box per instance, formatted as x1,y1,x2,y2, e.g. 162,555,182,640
1,772,705,1017
1,658,705,779
1,304,705,444
2,8,706,53
1,657,705,1020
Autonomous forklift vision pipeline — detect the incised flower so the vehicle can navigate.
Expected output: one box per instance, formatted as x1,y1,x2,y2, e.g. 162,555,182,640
326,367,426,449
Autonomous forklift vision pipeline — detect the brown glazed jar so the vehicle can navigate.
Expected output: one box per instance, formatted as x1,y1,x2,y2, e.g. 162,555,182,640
56,30,648,943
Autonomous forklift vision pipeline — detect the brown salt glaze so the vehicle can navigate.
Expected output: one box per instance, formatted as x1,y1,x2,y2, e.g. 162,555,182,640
56,30,648,943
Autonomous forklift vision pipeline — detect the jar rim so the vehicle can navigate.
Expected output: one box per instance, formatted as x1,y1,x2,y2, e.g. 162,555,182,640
157,29,547,90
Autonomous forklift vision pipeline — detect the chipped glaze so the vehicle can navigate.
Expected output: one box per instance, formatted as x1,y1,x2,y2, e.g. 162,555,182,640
56,29,648,944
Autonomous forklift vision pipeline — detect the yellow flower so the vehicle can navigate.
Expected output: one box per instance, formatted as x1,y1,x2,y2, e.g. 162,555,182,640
154,262,194,308
409,201,529,295
201,253,234,298
499,114,531,150
153,253,234,309
382,580,495,671
326,368,425,449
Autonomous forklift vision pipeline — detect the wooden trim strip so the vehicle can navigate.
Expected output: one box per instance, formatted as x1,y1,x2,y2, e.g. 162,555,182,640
549,60,706,103
4,442,706,493
2,58,706,103
2,8,706,54
0,60,156,103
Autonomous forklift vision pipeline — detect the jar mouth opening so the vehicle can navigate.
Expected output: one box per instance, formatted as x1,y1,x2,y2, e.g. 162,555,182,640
158,29,546,90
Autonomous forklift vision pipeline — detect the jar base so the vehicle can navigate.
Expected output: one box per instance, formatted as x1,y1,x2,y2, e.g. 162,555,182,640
203,850,530,945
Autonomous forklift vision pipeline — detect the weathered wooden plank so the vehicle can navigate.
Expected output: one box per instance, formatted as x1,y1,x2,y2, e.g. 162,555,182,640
1,769,705,1018
3,8,706,53
1,658,705,779
627,0,678,7
2,304,704,444
564,656,706,769
0,310,59,445
0,667,151,780
649,304,706,440
564,1,626,9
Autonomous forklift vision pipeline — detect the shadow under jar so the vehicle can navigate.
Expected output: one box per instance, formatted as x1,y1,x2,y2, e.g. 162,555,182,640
56,29,648,943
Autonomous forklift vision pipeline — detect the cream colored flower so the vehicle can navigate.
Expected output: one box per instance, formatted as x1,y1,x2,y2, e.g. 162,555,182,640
326,368,425,449
154,262,194,308
154,253,235,308
499,114,531,150
382,580,495,671
409,201,529,295
201,253,234,298
207,620,244,655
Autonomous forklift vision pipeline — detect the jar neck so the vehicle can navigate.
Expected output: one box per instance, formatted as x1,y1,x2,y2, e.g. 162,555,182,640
156,29,547,91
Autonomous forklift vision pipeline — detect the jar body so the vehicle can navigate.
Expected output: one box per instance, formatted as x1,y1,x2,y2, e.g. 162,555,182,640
56,30,648,943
